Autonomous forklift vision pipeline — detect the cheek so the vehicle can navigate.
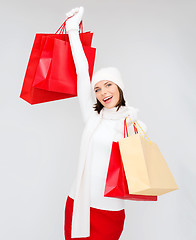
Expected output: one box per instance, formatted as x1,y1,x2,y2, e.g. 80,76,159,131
95,92,102,101
112,87,119,97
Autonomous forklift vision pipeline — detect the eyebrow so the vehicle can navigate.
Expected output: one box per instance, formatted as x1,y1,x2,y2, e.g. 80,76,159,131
94,81,110,90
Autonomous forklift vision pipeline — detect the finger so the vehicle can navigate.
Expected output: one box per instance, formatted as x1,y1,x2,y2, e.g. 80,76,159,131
71,9,77,16
71,8,76,15
66,9,74,17
74,7,79,13
72,7,79,16
66,12,71,17
66,9,73,17
66,6,82,18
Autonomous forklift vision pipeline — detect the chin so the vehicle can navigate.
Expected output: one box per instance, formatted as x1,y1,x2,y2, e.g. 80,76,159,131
104,103,117,109
101,98,118,108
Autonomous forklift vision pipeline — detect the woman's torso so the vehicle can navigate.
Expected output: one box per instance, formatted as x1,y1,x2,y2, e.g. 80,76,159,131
69,116,126,211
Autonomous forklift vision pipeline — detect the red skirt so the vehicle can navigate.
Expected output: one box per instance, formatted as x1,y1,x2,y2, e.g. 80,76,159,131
64,196,125,240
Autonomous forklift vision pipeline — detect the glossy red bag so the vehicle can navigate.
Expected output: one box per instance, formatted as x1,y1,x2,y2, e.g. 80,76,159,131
104,120,157,201
33,36,95,94
20,21,96,104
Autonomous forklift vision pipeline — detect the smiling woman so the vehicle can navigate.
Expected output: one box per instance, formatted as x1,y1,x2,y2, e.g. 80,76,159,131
93,80,126,113
64,6,147,240
91,66,126,113
95,81,119,107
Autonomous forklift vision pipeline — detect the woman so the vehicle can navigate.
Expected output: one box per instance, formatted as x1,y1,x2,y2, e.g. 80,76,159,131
64,6,147,240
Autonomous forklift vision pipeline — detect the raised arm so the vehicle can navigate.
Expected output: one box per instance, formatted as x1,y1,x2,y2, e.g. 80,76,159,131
66,7,94,123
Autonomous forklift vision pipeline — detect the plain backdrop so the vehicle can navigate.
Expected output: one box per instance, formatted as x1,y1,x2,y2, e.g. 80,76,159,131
0,0,196,239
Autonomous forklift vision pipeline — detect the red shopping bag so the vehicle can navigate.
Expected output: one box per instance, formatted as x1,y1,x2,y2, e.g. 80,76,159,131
20,20,96,104
33,36,95,94
104,120,157,201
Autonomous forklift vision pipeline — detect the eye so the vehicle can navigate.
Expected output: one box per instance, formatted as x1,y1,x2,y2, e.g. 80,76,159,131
107,83,112,87
95,88,100,93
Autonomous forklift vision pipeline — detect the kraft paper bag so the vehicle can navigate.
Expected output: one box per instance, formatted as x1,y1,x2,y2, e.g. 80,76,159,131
119,116,179,196
104,141,157,201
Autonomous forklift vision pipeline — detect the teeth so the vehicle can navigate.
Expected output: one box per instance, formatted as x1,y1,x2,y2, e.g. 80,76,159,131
104,96,112,101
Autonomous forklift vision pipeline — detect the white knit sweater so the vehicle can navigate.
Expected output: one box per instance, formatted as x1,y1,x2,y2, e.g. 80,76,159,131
67,30,148,238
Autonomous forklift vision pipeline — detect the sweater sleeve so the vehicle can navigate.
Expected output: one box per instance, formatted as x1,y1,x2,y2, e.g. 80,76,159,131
67,30,94,123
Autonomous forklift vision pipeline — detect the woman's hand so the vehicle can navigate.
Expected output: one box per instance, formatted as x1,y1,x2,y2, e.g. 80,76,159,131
65,6,84,33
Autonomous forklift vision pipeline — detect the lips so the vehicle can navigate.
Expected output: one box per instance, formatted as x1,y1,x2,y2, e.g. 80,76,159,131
103,96,113,102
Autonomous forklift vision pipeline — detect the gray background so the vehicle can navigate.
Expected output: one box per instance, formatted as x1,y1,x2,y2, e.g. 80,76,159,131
0,0,196,239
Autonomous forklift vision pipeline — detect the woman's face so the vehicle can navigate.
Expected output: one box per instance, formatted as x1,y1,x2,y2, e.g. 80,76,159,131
94,80,120,109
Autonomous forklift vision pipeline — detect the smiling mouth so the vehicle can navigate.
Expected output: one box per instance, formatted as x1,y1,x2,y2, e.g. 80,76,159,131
103,96,113,102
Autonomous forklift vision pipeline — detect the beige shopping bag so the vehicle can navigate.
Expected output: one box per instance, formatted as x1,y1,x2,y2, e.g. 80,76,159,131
119,116,178,196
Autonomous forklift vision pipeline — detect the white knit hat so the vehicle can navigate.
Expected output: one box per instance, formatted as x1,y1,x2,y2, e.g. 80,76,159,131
91,67,124,91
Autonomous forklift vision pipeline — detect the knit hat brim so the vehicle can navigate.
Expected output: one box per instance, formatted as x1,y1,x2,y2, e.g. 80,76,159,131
91,67,124,92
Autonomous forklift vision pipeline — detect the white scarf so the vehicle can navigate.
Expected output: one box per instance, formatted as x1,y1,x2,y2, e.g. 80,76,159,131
71,104,139,238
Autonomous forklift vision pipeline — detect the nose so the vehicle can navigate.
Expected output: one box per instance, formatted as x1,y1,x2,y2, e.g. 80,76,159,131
100,87,107,95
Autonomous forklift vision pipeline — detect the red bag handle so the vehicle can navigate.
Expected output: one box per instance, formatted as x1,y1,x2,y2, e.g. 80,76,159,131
55,18,83,34
124,117,138,138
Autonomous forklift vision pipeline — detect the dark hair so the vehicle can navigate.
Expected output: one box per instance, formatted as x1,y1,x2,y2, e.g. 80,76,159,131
93,86,126,114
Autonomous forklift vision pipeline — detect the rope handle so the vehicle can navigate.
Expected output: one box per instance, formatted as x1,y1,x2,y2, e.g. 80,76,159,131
124,120,138,137
55,18,83,34
124,115,152,144
124,118,145,140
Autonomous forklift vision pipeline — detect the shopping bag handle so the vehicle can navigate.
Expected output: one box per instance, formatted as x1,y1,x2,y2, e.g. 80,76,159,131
124,119,138,136
124,117,144,140
124,115,152,144
55,18,83,34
